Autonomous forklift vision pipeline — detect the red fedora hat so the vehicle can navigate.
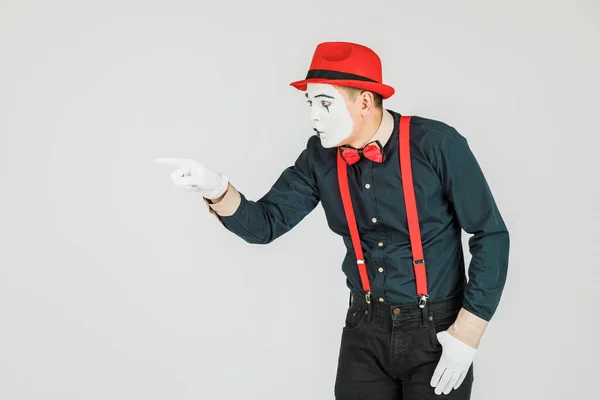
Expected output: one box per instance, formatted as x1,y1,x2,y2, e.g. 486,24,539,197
290,41,395,99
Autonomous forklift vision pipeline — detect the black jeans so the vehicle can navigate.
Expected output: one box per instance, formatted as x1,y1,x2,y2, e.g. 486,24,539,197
334,293,474,399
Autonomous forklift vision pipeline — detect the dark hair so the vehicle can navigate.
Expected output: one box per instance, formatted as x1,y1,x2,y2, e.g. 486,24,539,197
341,86,383,109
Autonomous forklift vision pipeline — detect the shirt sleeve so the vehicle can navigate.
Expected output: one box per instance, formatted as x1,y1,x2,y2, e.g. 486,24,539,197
208,136,321,244
429,126,510,321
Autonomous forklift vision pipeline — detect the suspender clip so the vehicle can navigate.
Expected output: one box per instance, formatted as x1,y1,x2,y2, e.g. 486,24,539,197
365,290,372,304
418,294,429,308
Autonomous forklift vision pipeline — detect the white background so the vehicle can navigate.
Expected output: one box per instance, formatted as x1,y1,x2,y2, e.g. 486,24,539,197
1,1,598,399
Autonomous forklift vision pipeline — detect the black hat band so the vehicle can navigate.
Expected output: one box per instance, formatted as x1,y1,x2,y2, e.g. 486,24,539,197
305,69,379,83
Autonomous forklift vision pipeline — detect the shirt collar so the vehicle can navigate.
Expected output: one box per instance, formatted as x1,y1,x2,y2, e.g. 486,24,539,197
366,108,394,148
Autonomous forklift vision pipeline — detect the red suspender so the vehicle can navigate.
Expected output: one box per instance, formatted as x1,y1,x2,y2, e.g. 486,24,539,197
337,116,429,307
399,116,429,306
337,150,372,302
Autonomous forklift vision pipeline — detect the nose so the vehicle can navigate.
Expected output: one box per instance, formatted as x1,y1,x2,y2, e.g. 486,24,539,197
310,106,320,122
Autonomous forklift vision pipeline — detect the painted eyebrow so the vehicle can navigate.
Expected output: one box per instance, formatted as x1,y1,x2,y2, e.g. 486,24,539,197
305,93,335,99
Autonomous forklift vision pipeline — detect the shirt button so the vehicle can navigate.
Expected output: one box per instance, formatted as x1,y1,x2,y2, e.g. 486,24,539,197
379,297,384,302
378,267,384,273
372,217,377,223
378,242,384,247
365,183,371,189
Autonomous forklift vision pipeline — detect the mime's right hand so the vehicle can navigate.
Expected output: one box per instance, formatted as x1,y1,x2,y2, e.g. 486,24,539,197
155,158,229,200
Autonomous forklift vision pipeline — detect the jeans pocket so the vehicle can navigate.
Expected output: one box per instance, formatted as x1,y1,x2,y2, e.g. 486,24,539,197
428,311,458,347
343,305,367,332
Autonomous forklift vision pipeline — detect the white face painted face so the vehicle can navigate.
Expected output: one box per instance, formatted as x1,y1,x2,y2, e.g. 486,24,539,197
306,83,354,148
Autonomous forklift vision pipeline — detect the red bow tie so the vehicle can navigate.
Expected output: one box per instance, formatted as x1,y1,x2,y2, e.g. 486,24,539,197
339,141,384,165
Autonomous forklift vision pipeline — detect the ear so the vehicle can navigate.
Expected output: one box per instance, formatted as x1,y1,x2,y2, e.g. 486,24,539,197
360,91,375,116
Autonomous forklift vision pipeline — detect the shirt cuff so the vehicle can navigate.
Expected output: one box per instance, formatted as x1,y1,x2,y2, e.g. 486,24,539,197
447,308,489,349
203,183,241,217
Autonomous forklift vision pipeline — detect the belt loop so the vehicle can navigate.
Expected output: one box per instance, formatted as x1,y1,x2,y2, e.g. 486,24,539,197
421,299,430,327
365,291,373,322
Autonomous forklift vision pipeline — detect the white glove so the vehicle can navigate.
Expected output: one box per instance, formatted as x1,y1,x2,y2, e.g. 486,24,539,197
155,158,229,200
430,331,477,395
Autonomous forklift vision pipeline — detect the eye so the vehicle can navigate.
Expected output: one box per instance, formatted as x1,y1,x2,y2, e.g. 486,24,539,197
321,100,331,108
306,100,312,106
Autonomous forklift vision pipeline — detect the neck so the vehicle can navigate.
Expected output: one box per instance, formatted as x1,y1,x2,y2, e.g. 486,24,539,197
345,108,384,148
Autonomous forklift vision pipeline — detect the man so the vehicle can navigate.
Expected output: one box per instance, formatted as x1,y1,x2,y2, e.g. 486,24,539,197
156,41,510,399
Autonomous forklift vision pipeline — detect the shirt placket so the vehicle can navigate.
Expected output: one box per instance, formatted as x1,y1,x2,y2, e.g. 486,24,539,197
361,161,388,303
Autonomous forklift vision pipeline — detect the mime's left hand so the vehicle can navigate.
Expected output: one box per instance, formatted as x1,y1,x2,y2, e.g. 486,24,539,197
430,331,477,395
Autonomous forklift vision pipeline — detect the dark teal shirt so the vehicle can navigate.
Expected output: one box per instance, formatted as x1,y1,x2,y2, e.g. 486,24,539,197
215,109,509,321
